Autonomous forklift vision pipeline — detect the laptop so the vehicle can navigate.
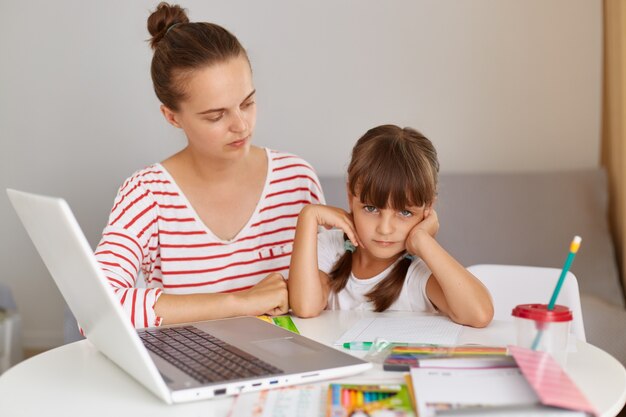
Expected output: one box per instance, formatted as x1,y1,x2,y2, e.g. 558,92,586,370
7,188,371,404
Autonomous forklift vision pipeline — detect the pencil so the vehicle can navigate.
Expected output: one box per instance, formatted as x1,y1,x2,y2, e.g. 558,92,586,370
531,236,581,350
547,236,582,310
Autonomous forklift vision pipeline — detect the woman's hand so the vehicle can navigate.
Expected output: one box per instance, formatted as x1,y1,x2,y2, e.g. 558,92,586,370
237,272,289,316
405,208,439,258
302,204,361,248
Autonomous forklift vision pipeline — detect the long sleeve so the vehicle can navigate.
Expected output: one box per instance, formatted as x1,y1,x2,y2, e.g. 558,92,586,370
95,171,163,328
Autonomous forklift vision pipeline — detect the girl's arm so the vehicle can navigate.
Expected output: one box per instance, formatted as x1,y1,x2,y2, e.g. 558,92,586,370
288,204,360,318
406,209,494,328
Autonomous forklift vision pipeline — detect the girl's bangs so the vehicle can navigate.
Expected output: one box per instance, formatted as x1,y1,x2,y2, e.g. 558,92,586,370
352,161,426,210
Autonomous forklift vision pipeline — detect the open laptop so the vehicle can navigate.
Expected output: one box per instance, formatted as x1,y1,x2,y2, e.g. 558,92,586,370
7,189,371,404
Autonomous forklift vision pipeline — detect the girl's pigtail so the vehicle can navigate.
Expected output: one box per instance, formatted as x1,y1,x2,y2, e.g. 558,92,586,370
367,256,412,312
328,236,354,293
328,252,352,293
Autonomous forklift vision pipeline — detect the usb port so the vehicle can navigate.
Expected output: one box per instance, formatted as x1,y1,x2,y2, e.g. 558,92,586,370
252,382,262,387
269,380,279,385
214,388,227,396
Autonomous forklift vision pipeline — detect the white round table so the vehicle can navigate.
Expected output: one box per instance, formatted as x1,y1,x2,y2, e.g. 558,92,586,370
0,311,624,416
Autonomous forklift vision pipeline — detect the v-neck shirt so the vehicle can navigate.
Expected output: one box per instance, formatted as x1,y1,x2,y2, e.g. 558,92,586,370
157,153,270,243
95,149,324,328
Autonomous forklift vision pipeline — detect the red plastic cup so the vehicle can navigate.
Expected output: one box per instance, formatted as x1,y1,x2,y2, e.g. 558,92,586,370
511,304,573,366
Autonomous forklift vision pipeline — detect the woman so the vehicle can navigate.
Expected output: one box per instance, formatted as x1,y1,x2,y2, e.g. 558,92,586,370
95,2,323,328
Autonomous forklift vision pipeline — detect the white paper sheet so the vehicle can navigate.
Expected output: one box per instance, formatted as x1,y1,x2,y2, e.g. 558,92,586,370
334,316,463,346
410,367,538,417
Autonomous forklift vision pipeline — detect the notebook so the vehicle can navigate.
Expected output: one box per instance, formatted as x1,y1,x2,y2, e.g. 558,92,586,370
7,189,371,404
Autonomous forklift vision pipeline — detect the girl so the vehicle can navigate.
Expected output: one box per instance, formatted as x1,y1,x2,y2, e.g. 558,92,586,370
288,125,493,327
95,2,324,328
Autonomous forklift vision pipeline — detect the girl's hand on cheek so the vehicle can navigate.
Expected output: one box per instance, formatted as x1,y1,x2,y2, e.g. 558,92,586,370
418,208,439,237
406,208,439,256
303,205,362,248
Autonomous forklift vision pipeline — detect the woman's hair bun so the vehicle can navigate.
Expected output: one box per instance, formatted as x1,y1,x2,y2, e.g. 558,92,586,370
147,2,190,50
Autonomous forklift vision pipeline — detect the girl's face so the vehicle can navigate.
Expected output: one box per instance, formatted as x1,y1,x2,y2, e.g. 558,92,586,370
161,54,257,161
349,193,426,261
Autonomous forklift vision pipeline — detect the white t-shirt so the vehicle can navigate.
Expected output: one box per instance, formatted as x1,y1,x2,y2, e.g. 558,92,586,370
317,230,436,312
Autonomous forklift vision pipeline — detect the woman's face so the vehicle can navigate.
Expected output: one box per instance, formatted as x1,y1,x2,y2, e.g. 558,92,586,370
161,54,257,161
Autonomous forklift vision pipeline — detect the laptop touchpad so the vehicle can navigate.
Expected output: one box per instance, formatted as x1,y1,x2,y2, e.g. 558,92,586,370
252,337,316,357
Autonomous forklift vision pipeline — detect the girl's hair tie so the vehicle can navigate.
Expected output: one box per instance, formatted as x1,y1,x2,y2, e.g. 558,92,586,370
344,240,356,253
403,252,415,261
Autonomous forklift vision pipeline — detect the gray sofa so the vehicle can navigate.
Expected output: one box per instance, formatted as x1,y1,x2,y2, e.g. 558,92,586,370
319,168,626,365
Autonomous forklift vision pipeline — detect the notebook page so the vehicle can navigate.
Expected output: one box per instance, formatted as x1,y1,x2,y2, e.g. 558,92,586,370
334,316,462,345
410,367,539,417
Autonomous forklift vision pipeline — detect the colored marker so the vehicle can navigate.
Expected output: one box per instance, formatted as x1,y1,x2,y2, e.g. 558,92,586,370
342,388,350,406
343,341,410,350
343,341,373,350
332,384,341,406
356,390,364,406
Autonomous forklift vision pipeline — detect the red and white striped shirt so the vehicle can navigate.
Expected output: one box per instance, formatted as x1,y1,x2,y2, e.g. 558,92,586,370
95,149,324,328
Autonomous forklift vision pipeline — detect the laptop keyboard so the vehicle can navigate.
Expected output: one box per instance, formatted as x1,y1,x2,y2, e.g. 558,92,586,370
140,326,284,383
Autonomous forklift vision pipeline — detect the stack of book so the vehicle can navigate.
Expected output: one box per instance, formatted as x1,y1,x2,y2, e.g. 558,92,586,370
383,345,513,372
401,345,597,417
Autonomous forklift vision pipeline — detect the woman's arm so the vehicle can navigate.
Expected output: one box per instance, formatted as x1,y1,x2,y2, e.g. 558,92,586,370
406,210,494,328
100,221,291,327
155,272,288,324
288,204,359,318
100,223,290,327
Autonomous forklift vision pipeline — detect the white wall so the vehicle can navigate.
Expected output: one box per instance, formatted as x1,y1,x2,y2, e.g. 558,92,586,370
0,0,602,348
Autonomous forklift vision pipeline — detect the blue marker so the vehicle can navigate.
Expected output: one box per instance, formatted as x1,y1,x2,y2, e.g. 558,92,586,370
332,384,341,406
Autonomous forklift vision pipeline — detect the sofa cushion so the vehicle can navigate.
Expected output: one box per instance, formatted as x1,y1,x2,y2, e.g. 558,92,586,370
581,294,626,364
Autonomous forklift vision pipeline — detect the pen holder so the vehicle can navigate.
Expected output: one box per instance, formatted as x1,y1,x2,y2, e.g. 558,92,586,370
511,304,572,366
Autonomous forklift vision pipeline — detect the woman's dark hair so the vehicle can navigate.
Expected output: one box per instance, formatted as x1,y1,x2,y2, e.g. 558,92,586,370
147,2,249,111
328,124,439,312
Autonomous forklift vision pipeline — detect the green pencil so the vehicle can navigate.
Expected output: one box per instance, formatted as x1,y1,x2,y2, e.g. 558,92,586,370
531,236,581,350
